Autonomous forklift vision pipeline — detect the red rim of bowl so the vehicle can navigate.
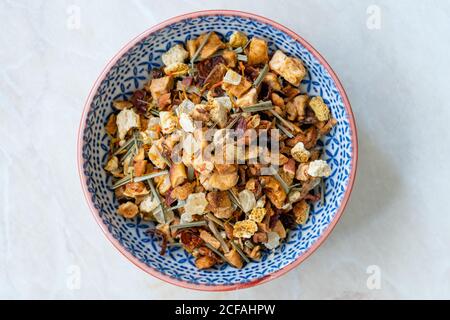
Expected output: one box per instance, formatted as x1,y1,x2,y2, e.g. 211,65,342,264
77,9,358,292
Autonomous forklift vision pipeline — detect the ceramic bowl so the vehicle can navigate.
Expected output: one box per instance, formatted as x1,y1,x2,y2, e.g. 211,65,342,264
78,10,358,291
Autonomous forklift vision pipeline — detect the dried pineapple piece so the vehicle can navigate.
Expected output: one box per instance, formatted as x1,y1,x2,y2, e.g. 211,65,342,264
148,76,174,101
286,95,308,121
309,97,331,121
199,230,221,250
123,182,149,198
225,249,243,269
269,50,306,87
246,38,269,65
105,156,119,173
170,163,187,188
206,191,234,219
260,176,287,209
228,31,248,48
118,202,139,219
164,62,189,76
291,142,311,163
198,32,226,60
207,171,239,191
222,77,252,98
236,88,257,107
113,100,133,110
293,200,310,225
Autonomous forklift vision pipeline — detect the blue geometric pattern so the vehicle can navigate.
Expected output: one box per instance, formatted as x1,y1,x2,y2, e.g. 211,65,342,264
81,14,354,287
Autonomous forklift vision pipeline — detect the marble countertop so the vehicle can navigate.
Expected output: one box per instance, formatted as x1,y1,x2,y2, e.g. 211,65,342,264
1,0,449,299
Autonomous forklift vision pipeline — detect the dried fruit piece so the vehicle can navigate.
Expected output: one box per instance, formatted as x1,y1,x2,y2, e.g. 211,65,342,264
148,76,174,101
246,38,269,66
207,171,239,191
260,176,287,209
238,190,256,213
272,220,287,239
283,159,296,178
316,118,338,135
225,249,244,269
288,190,302,204
116,109,140,140
139,195,159,214
134,160,147,177
105,156,119,174
269,50,306,86
118,202,139,219
171,182,195,201
193,156,214,176
190,106,210,124
229,31,248,48
291,142,311,163
184,193,208,217
170,163,187,188
222,50,237,68
307,160,332,177
264,231,281,250
233,220,258,239
198,32,226,60
222,77,252,98
286,95,308,121
296,163,310,181
161,44,189,66
113,100,133,110
210,99,229,128
180,231,203,252
236,88,258,107
223,69,242,86
148,143,168,169
251,231,266,244
186,40,197,59
248,245,262,260
164,63,189,76
159,111,178,135
249,207,267,223
206,191,234,219
195,255,217,269
105,114,117,135
123,182,149,198
309,97,331,121
271,92,284,108
293,200,310,225
155,173,171,196
199,230,221,250
179,113,196,133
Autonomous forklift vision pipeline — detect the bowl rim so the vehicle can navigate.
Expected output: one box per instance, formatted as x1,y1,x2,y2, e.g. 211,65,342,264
77,9,358,292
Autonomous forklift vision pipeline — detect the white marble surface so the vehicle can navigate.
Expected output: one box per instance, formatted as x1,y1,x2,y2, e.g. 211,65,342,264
1,0,449,300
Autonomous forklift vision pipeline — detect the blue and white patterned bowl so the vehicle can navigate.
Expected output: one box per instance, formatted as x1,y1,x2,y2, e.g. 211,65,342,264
78,10,358,291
